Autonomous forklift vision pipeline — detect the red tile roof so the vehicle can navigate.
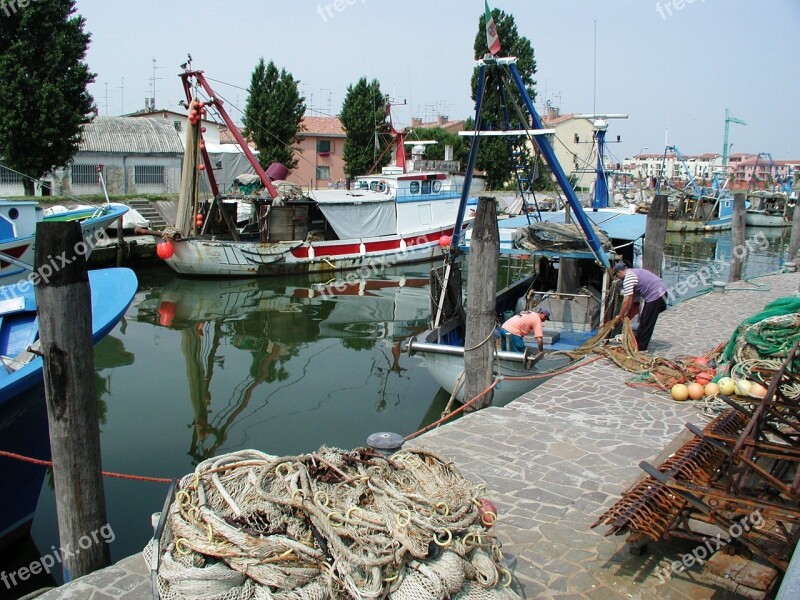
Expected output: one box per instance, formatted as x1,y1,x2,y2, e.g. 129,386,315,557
300,116,345,136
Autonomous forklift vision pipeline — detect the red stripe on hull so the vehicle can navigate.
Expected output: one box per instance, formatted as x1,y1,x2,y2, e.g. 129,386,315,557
289,227,460,260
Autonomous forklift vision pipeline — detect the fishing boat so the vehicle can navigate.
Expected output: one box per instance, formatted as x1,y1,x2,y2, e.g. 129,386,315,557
0,200,128,288
0,267,138,401
744,154,795,227
653,147,735,233
159,69,475,278
406,54,647,406
745,190,794,227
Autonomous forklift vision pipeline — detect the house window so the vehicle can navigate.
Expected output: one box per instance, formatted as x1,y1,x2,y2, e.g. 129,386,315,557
317,140,331,154
135,165,165,185
71,164,100,185
0,165,22,185
316,166,330,180
173,121,182,132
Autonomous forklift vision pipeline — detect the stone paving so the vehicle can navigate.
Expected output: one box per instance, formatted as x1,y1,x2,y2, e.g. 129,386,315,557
32,271,800,599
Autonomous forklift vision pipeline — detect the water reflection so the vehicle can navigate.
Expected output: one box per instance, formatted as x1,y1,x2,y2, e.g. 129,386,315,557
126,271,434,464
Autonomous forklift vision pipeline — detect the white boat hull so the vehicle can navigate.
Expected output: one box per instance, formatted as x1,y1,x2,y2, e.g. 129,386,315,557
165,226,463,277
745,211,791,228
418,349,572,406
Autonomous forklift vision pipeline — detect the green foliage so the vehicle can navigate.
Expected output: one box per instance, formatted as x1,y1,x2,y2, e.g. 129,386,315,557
0,0,95,195
406,126,469,168
242,58,306,171
340,78,391,179
470,8,537,190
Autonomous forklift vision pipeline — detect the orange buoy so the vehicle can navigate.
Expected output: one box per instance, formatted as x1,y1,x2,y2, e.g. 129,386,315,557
695,372,713,386
687,382,705,400
156,240,175,260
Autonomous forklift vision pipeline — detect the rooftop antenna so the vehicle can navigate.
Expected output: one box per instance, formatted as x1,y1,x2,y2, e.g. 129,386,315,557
119,77,125,115
104,82,109,116
150,58,164,109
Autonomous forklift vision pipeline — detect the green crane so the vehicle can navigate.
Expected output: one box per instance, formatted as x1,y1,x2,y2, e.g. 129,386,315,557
722,108,746,167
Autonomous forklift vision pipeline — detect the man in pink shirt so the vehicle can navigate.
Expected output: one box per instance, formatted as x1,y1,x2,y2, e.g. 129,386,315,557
500,307,551,352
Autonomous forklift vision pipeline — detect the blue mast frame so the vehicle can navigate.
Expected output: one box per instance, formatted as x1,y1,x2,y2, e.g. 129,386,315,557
452,57,610,269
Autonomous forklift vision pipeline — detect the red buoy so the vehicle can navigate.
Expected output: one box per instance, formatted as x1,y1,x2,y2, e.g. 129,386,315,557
158,301,177,327
438,235,452,248
477,498,498,528
156,240,175,260
198,164,206,171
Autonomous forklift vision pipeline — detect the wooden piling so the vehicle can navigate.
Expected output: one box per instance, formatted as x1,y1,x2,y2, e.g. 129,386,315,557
728,193,747,282
643,194,668,277
464,197,499,412
34,221,110,580
788,202,800,263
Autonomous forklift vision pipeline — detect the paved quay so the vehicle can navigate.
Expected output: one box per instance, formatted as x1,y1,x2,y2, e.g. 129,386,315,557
33,271,800,599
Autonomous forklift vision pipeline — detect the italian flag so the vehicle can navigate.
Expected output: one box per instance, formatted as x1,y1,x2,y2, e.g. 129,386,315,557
485,1,501,55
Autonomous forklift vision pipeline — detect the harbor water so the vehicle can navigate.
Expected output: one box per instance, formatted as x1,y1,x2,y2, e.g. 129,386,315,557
0,226,794,593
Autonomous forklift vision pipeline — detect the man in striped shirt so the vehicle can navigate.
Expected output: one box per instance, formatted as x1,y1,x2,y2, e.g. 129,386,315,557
613,262,667,351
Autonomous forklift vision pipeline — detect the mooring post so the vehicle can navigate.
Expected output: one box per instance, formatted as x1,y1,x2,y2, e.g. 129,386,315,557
116,215,125,267
34,221,111,580
464,196,499,412
728,193,747,282
788,200,800,264
643,194,668,277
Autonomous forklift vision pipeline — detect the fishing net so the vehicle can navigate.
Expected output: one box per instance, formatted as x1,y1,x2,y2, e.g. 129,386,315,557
143,447,518,600
512,221,612,253
562,318,718,392
719,296,800,370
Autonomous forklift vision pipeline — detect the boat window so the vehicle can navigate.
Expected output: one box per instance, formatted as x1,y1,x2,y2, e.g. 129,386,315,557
409,181,420,194
370,181,379,191
432,181,442,193
422,180,432,194
357,180,369,190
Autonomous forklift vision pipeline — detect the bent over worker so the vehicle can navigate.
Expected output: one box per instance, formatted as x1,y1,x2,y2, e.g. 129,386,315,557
499,307,550,352
613,262,667,351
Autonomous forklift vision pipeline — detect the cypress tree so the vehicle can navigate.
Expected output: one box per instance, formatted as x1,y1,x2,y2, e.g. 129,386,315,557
340,78,391,180
242,58,306,171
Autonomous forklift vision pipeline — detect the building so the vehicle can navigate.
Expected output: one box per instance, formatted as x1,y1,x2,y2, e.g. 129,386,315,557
286,116,347,189
61,116,185,196
624,151,800,191
539,110,599,190
1,116,185,197
128,106,227,145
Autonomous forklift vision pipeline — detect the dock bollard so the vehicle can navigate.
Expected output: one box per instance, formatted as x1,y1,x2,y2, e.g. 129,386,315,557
367,432,404,456
712,280,726,294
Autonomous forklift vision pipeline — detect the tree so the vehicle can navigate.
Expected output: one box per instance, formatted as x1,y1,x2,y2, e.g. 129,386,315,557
469,8,537,190
339,78,391,179
0,0,95,196
242,58,306,171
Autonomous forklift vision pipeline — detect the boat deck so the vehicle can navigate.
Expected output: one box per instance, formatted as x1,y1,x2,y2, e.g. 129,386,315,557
35,270,800,599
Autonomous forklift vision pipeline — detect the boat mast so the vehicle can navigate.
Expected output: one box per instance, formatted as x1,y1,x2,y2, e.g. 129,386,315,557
180,70,279,200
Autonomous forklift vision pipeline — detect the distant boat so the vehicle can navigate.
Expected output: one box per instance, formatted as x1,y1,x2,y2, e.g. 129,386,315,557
0,267,138,402
745,190,794,227
655,147,735,232
160,69,476,278
0,200,128,287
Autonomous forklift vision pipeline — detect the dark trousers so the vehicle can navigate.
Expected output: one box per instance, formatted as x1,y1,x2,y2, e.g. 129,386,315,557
636,295,667,351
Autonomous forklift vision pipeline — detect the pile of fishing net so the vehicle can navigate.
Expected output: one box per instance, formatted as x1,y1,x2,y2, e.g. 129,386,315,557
143,447,519,600
563,319,718,392
512,221,612,253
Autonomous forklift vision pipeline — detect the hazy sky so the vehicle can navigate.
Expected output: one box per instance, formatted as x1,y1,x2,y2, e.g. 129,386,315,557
73,0,800,161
